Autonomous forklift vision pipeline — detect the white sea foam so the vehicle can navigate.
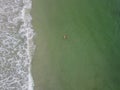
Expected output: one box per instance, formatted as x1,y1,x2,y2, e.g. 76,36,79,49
0,0,35,90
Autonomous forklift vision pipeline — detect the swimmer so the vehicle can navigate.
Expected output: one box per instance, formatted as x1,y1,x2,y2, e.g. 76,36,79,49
64,35,68,39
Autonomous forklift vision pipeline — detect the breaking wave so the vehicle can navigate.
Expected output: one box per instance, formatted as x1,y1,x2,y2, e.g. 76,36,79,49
0,0,35,90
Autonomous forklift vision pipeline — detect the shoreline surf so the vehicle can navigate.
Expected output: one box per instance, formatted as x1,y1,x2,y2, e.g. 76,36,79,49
0,0,35,90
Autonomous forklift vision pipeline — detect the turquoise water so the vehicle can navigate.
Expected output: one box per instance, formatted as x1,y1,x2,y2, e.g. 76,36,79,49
32,0,120,90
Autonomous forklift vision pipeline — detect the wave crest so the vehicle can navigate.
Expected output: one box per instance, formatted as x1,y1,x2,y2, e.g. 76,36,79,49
0,0,35,90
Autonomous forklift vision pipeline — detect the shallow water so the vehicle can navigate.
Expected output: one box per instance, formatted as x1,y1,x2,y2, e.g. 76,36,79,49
0,0,35,90
32,0,120,90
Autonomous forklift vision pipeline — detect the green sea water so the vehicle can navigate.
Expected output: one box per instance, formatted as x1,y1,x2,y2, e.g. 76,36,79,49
32,0,120,90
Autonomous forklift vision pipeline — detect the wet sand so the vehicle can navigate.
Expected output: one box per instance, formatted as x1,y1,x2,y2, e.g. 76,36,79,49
31,0,120,90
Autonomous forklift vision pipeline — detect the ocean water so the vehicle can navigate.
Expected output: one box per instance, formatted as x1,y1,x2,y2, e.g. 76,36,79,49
0,0,35,90
32,0,120,90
